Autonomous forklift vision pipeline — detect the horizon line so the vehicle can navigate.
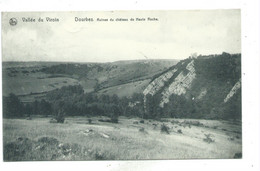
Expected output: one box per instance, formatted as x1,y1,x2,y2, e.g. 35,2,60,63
1,58,180,64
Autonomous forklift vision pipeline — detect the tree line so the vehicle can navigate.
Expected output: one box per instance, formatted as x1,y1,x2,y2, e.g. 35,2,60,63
3,84,241,121
3,85,145,121
2,53,241,121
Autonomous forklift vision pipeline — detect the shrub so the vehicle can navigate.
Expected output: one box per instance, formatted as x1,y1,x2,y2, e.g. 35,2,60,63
140,120,144,124
91,149,116,160
133,121,139,124
160,119,169,122
161,124,170,134
88,119,92,124
49,118,57,123
234,152,242,159
139,127,145,132
110,117,118,123
98,117,118,123
26,116,32,120
55,112,65,123
171,120,180,124
4,137,33,161
184,120,204,127
228,137,235,141
139,127,148,134
38,137,59,146
203,134,215,143
152,123,158,129
94,150,105,160
177,129,182,134
98,119,111,122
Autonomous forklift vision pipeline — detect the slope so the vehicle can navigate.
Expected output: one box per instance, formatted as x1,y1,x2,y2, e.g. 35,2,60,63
143,52,241,120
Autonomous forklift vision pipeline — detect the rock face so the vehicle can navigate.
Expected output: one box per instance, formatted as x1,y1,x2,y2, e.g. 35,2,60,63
143,69,177,96
160,60,196,107
142,59,196,107
142,53,241,119
224,78,241,103
143,60,196,107
197,88,207,100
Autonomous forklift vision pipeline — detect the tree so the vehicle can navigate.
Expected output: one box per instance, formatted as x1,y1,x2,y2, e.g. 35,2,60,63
119,96,129,116
111,94,119,105
3,93,24,118
32,100,39,115
39,99,52,116
24,103,33,117
110,105,120,123
145,94,161,119
53,101,65,123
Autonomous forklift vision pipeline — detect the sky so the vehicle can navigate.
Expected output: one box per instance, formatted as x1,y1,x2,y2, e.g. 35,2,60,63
1,10,241,62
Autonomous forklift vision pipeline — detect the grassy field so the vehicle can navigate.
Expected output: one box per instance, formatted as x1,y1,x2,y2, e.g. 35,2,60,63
2,65,79,102
3,117,242,161
97,79,151,97
2,60,178,102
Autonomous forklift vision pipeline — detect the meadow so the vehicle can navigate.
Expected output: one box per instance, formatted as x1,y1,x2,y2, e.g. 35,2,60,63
3,117,242,161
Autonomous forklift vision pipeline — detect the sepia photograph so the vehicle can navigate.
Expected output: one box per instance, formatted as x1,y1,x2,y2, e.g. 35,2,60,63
2,10,242,161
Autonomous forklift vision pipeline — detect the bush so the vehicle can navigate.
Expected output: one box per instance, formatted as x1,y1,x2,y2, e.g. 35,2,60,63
203,134,215,143
171,120,180,124
38,137,59,146
110,118,118,123
160,119,169,122
49,118,57,123
55,111,65,123
234,152,242,159
161,124,170,134
177,129,182,134
88,119,92,124
140,120,144,124
26,116,32,120
139,127,148,134
4,137,33,161
228,137,235,141
183,120,203,127
98,119,111,122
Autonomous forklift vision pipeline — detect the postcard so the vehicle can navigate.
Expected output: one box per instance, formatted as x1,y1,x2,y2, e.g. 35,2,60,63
2,10,242,161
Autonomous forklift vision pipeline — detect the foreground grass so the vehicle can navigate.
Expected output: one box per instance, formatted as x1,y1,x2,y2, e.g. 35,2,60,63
3,117,242,161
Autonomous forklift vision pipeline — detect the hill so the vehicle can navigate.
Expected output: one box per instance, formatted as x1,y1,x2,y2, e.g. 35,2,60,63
2,53,241,120
2,53,242,161
2,59,178,102
143,52,241,120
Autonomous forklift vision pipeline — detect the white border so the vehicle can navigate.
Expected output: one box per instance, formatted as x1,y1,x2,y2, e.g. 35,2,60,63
0,0,260,171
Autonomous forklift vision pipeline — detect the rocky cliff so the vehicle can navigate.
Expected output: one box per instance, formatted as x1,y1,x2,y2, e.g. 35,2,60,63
160,60,196,106
142,52,241,119
224,78,241,103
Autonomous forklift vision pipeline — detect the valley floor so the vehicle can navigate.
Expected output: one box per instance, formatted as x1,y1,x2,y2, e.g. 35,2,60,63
3,117,242,161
